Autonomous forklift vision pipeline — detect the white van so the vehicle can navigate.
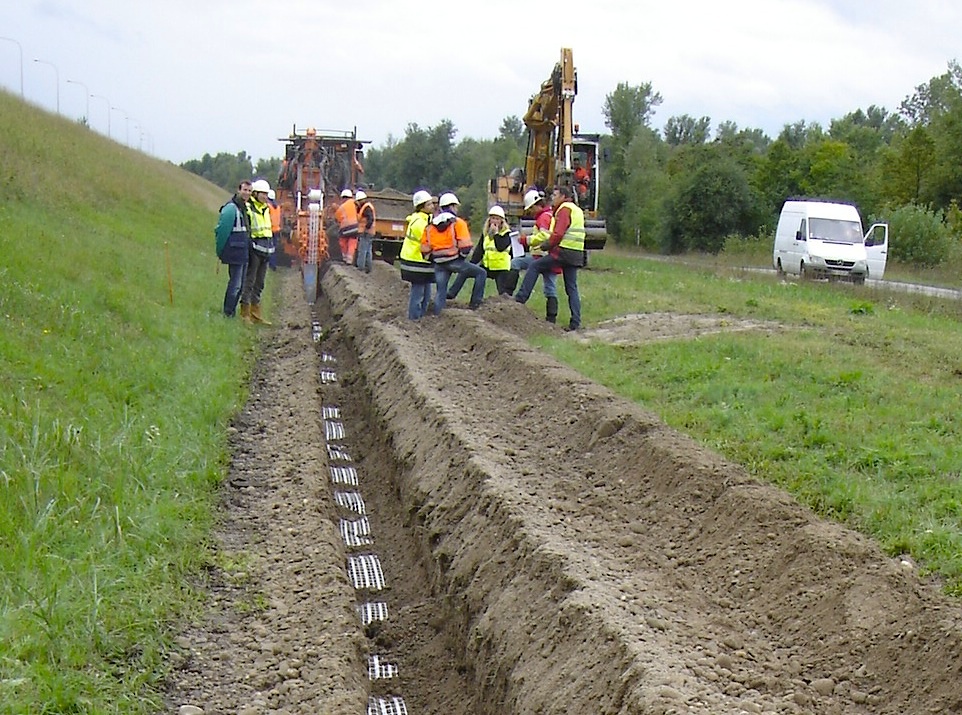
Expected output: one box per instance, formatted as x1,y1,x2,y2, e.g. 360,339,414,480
772,199,888,283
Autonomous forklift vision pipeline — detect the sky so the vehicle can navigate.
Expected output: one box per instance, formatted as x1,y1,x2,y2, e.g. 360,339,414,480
2,0,960,167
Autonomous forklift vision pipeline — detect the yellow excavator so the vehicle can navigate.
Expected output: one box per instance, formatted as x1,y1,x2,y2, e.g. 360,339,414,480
489,47,607,249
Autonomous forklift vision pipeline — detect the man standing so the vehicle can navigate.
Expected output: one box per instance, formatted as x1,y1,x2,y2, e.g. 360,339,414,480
214,180,252,318
509,189,560,323
355,189,376,273
514,185,586,331
334,188,359,265
240,179,275,325
399,190,436,320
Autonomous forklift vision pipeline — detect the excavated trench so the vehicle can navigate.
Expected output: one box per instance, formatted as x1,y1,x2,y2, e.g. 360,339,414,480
168,263,962,714
317,262,962,715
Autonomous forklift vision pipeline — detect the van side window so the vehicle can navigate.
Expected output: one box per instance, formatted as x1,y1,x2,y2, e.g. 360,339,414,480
797,219,807,240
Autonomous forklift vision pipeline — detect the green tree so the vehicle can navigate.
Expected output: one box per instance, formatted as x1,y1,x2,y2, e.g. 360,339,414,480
663,114,711,146
180,151,254,192
601,81,663,241
880,126,937,205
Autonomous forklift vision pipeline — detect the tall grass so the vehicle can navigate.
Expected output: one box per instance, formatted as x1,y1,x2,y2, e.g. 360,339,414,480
540,250,962,593
0,90,256,712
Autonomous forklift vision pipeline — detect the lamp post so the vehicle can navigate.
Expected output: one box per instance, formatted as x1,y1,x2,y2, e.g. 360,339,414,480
91,93,109,136
111,106,126,143
0,36,23,98
32,58,59,114
66,79,89,123
127,117,138,148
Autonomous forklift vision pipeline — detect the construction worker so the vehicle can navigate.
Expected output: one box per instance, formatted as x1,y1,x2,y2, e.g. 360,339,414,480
465,205,514,295
509,189,560,323
425,192,485,313
514,184,586,331
400,190,436,320
355,189,376,274
573,158,590,200
214,179,252,317
241,179,276,325
334,188,359,265
267,189,281,271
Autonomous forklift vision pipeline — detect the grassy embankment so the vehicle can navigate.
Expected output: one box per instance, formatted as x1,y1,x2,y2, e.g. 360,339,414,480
0,90,258,712
533,247,962,594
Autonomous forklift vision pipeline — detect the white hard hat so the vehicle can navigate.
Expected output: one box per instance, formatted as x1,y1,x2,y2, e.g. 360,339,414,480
267,189,276,201
340,189,354,198
412,189,434,208
488,205,506,219
432,211,456,227
523,189,542,211
355,189,367,201
438,192,459,208
251,179,271,193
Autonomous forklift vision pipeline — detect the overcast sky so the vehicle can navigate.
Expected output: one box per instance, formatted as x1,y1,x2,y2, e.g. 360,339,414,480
1,1,959,166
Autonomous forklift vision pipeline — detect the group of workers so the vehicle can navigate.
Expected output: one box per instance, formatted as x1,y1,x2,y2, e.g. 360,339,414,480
398,184,586,331
214,178,587,332
333,188,377,272
214,178,281,323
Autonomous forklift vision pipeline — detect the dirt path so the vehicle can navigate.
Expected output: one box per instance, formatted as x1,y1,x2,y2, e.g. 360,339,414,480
166,263,962,714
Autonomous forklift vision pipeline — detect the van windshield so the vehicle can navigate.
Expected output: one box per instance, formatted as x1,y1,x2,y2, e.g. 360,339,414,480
809,218,863,244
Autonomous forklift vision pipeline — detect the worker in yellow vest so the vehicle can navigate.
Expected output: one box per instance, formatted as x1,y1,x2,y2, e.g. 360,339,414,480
241,179,276,325
399,190,436,319
513,184,586,331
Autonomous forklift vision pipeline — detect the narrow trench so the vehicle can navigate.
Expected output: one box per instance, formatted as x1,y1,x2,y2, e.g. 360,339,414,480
311,299,483,715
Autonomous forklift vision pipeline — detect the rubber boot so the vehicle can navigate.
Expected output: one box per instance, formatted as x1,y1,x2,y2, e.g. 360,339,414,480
250,303,272,326
240,303,252,323
545,296,558,324
504,270,519,296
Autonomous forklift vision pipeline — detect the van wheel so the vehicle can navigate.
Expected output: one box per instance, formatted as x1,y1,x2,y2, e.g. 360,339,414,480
776,259,785,277
853,271,867,285
800,261,810,279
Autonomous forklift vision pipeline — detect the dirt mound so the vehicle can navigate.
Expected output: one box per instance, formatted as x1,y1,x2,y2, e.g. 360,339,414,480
166,263,962,714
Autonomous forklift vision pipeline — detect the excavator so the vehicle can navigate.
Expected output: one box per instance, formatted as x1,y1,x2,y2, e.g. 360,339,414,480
489,47,607,250
274,126,411,300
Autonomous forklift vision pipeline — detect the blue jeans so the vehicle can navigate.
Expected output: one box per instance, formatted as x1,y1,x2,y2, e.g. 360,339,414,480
408,281,433,320
436,259,486,313
357,232,374,273
515,256,581,329
511,254,557,297
223,262,247,316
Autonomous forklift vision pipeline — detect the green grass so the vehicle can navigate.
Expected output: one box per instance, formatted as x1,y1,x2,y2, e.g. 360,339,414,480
0,90,256,712
536,249,962,594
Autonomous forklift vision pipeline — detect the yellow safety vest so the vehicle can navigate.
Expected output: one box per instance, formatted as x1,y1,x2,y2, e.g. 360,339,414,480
482,233,511,271
400,211,430,264
248,199,273,239
552,201,586,253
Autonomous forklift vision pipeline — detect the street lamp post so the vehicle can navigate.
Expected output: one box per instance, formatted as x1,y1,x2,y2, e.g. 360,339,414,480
66,79,89,123
127,117,138,148
91,93,109,136
111,106,126,143
0,36,23,98
33,58,59,114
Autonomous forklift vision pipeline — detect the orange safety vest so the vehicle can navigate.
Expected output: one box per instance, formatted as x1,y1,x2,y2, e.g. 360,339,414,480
421,218,472,263
334,199,359,236
356,201,376,234
269,203,281,233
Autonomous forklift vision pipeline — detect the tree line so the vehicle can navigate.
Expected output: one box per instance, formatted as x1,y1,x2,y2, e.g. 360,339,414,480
182,61,962,267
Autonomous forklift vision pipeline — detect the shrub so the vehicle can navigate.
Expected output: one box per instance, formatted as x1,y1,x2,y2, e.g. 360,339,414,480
876,203,952,268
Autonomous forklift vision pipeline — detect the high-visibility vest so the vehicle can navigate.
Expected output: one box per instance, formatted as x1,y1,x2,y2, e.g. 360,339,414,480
335,199,359,236
357,201,376,234
551,201,586,252
248,198,275,254
481,233,511,271
401,212,430,264
269,203,281,233
421,217,472,263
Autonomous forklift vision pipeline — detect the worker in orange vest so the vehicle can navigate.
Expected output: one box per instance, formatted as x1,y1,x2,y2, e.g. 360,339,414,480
334,188,359,265
267,189,281,270
420,192,486,314
354,189,376,274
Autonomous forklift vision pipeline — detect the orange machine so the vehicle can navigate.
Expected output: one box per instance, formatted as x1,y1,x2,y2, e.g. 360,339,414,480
489,48,607,249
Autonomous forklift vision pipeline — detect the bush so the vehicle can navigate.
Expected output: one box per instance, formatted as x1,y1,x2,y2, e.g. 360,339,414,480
877,204,952,268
